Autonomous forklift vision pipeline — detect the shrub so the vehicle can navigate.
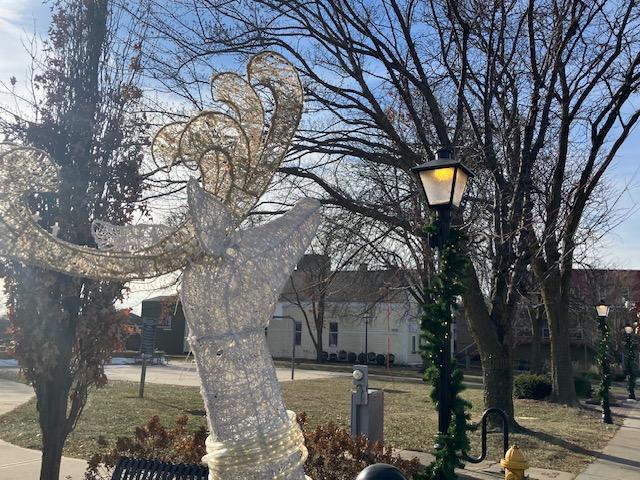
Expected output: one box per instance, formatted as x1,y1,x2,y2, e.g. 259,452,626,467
300,413,421,480
347,352,357,363
574,376,593,398
85,415,207,479
357,353,366,364
514,374,552,399
612,372,626,382
579,371,600,383
375,354,385,365
85,414,421,480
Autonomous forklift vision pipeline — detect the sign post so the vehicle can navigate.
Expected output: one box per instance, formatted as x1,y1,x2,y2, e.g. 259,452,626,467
139,317,156,398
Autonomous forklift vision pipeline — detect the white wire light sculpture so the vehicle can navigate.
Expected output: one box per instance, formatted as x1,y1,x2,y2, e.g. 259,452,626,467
0,52,319,480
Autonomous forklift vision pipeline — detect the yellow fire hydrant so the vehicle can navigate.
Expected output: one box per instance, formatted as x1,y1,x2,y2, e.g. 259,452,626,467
500,444,529,480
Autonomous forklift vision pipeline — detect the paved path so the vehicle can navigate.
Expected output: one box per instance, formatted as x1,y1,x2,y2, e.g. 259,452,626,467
0,378,87,480
104,363,348,386
0,365,346,479
576,400,640,480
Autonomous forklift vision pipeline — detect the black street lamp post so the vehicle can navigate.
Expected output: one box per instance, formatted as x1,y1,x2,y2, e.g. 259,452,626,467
623,325,636,400
596,301,613,424
411,148,473,437
355,148,473,480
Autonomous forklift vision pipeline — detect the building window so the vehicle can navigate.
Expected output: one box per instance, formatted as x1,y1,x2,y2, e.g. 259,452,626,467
329,322,338,346
411,335,417,354
295,321,302,346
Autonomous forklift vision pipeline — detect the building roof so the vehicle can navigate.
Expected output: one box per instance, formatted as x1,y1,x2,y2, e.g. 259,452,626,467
571,268,640,306
141,256,415,307
142,295,179,304
280,267,413,304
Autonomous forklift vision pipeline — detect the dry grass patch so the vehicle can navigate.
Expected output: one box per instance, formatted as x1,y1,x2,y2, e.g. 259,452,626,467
0,377,620,474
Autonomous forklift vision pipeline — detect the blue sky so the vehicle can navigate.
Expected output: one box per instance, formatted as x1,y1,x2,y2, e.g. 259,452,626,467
0,1,48,84
1,2,640,314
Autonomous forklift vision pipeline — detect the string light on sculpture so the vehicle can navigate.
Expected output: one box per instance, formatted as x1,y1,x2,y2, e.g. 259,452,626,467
0,52,318,480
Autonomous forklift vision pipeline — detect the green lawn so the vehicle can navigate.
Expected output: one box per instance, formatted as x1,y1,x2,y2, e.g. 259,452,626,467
0,377,621,474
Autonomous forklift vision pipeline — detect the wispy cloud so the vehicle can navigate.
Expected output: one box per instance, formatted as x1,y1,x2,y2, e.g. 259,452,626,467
0,1,49,84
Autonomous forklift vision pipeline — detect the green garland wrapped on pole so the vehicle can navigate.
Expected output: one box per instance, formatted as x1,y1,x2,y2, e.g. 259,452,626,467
595,304,613,424
419,223,472,480
624,328,636,400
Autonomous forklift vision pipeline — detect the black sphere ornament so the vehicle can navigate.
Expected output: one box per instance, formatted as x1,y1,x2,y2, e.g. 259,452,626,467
356,463,407,480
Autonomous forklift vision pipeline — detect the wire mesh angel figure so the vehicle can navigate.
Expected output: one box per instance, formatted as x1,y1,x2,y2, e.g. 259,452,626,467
0,52,319,480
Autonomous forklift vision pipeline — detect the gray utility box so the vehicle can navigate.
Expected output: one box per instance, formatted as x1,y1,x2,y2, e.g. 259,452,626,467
350,365,384,444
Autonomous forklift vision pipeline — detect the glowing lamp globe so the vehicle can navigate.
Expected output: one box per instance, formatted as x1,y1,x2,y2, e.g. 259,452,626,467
411,148,473,208
595,301,610,318
625,325,634,334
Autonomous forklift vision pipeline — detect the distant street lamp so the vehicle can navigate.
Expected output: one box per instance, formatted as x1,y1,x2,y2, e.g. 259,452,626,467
623,324,637,400
596,301,613,424
411,148,473,436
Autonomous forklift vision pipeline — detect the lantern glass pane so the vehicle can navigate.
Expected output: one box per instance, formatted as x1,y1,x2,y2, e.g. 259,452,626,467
596,304,610,317
625,325,634,334
452,168,469,207
419,167,455,206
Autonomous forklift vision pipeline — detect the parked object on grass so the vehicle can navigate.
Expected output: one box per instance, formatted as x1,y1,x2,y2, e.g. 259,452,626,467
350,365,384,444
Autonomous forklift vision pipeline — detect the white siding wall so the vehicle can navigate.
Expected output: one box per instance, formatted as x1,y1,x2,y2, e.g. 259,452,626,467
266,301,423,365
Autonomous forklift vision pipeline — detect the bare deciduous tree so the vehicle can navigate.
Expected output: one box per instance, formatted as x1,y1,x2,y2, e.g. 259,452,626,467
137,0,640,413
1,2,148,478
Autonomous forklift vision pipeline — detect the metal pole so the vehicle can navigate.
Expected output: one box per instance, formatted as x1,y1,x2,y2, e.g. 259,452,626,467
625,332,636,400
597,314,613,424
365,317,369,363
291,318,296,381
435,207,452,436
139,354,147,399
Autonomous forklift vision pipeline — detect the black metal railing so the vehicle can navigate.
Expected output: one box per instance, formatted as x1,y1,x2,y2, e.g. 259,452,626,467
462,408,509,464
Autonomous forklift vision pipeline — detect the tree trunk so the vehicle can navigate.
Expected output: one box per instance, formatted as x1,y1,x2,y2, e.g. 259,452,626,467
540,274,576,404
481,348,514,422
315,323,324,362
27,272,78,480
530,305,546,374
39,382,69,480
462,262,517,427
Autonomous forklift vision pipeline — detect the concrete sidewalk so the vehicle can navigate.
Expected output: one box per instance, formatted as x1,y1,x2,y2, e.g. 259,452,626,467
104,362,348,386
0,378,87,480
576,400,640,480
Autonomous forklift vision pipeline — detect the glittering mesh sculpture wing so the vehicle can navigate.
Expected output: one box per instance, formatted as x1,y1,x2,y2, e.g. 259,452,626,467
0,146,201,280
0,52,318,480
0,52,304,282
91,221,175,252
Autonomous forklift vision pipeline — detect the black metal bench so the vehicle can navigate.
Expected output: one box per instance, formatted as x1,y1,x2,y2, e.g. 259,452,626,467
111,457,208,479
